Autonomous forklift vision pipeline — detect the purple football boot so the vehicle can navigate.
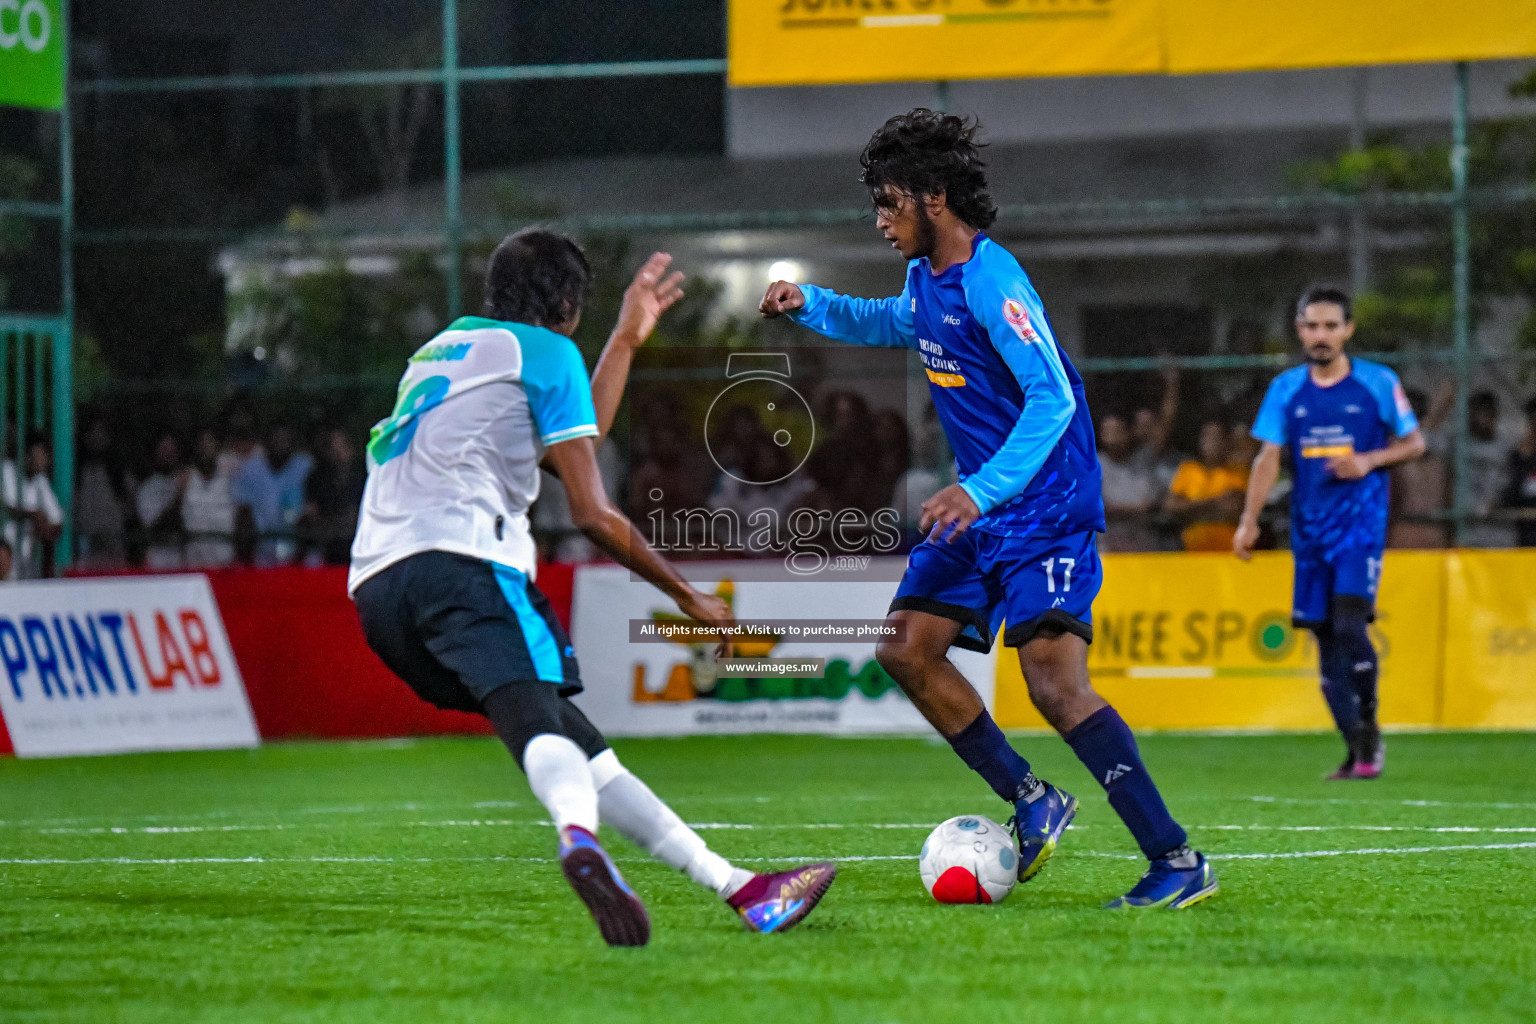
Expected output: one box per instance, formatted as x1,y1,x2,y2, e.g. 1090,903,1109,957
559,825,651,947
728,862,837,934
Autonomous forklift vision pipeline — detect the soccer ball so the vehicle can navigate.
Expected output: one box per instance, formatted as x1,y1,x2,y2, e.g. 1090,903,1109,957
919,815,1019,904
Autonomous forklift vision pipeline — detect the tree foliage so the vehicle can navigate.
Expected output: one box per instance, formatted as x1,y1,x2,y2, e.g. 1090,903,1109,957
1289,68,1536,352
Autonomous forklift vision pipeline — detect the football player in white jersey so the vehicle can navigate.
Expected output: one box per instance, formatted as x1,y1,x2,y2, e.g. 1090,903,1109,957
349,229,834,946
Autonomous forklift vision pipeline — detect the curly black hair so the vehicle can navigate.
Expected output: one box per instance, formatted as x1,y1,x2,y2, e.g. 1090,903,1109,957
482,228,592,328
859,109,997,230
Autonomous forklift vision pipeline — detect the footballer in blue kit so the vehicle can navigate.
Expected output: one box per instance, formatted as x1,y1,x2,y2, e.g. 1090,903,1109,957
1235,285,1426,780
761,109,1215,910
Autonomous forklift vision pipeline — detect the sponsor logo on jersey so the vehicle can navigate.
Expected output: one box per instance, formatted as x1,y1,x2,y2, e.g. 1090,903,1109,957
1002,298,1037,342
942,314,962,326
925,368,967,388
410,342,473,363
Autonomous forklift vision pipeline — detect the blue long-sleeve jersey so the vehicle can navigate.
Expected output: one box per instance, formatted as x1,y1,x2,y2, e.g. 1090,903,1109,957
789,234,1105,539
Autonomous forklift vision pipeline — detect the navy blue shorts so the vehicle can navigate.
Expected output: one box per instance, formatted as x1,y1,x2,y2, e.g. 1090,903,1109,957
890,529,1101,653
1292,547,1383,628
352,550,582,712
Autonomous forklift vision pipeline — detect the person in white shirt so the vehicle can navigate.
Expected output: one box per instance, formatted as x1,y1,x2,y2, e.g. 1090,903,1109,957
137,433,187,570
348,229,835,946
183,429,236,568
2,433,64,579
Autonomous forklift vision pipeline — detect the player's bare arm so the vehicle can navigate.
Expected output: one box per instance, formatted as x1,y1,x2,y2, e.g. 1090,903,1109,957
1326,429,1428,481
759,280,805,317
543,434,734,654
590,252,686,439
1234,442,1284,560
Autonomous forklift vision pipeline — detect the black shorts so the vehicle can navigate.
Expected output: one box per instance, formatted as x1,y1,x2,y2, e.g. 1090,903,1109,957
353,550,583,713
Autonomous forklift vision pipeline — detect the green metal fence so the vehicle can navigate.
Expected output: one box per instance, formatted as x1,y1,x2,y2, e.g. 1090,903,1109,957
0,0,1529,558
0,315,72,575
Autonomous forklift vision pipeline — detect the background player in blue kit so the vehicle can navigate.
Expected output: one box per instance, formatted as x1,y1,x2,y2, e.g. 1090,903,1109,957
1234,285,1426,779
760,110,1215,909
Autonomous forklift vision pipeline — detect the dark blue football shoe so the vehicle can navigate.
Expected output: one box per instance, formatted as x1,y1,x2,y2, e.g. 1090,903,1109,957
1103,850,1218,910
1009,782,1077,883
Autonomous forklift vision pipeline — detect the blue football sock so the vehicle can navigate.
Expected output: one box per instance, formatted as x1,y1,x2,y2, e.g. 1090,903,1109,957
1064,705,1187,861
947,710,1036,804
1314,626,1363,737
1334,616,1379,728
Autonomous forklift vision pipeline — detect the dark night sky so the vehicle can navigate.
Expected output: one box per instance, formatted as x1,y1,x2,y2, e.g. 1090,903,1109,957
0,0,729,376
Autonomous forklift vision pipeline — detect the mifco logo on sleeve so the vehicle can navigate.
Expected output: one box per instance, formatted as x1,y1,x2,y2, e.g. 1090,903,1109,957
0,0,51,52
0,607,224,701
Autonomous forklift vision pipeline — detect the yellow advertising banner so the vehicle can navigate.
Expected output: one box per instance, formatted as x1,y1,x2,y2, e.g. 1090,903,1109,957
1441,550,1536,729
994,551,1446,731
728,0,1164,88
729,0,1536,87
1168,0,1536,75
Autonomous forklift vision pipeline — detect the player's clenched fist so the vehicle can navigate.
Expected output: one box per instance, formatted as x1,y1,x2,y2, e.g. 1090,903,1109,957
759,281,805,318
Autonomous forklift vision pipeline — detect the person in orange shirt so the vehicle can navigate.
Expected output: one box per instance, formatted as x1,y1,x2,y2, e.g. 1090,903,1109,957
1166,420,1249,551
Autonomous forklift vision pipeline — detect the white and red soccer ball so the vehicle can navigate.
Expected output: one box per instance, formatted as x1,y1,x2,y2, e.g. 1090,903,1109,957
919,815,1020,904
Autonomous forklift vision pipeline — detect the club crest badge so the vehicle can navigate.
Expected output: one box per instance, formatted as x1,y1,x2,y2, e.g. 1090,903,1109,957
1002,298,1036,341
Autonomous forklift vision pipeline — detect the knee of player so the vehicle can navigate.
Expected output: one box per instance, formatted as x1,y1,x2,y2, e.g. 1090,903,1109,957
875,638,929,685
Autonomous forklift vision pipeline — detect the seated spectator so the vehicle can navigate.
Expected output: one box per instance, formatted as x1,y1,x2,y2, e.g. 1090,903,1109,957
2,432,64,579
136,433,187,570
218,402,264,479
1459,390,1515,548
1166,419,1248,552
1390,388,1450,549
1503,396,1536,548
232,423,313,566
183,429,236,568
892,403,949,531
1098,412,1161,552
74,417,136,570
300,426,367,566
1131,365,1182,493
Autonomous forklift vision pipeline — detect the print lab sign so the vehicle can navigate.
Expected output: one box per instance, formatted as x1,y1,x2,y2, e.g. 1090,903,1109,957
0,575,259,757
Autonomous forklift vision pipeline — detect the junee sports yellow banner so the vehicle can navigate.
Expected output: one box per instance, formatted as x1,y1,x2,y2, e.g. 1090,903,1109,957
729,0,1164,87
994,551,1447,731
1441,550,1536,729
1168,0,1536,74
729,0,1536,87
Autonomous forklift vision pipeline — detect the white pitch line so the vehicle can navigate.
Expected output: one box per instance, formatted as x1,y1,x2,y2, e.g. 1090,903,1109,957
1244,796,1536,810
6,842,1536,868
32,818,1536,838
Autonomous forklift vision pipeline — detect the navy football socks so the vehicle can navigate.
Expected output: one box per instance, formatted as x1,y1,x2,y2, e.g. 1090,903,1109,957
1336,621,1380,727
1064,705,1187,861
948,710,1039,804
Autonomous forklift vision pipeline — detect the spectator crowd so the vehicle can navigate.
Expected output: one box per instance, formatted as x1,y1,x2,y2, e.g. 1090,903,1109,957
1094,371,1536,553
6,366,1536,581
2,405,366,581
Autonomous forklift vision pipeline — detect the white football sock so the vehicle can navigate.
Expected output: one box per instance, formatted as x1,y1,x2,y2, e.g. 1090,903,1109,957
589,749,753,899
523,734,599,834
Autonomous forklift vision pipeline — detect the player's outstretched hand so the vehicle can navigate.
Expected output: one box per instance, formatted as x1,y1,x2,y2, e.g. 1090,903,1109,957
614,252,685,347
920,484,981,543
675,587,737,659
1232,518,1259,561
759,281,805,318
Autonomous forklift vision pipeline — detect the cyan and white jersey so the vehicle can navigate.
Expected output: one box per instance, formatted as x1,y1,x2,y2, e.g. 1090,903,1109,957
348,316,599,594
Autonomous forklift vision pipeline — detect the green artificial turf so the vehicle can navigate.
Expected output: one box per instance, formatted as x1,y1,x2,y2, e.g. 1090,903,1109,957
3,731,1535,1023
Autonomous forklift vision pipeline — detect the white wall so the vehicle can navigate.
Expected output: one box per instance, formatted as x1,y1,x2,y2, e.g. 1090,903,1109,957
729,60,1536,158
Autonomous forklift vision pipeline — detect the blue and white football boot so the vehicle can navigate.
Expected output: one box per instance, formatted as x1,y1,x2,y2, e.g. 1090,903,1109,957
1103,850,1219,910
1009,782,1077,883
